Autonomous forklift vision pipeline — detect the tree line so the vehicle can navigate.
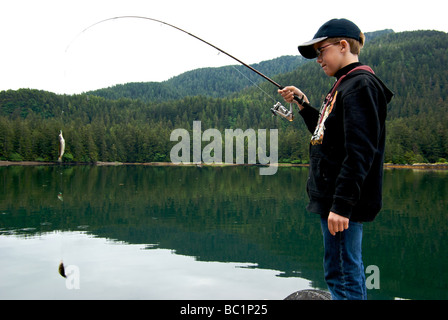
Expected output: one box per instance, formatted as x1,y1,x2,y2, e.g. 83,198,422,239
0,30,447,164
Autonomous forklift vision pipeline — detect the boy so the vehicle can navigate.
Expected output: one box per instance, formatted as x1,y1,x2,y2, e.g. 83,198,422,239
279,18,393,299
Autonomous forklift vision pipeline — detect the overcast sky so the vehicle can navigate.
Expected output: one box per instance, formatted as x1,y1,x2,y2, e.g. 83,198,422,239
1,0,446,94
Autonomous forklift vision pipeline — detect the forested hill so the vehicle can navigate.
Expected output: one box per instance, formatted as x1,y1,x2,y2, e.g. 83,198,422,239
0,29,447,165
87,30,393,102
87,55,307,102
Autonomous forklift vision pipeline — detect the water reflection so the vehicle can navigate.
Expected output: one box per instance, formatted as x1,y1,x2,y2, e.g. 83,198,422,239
0,165,447,299
0,231,309,300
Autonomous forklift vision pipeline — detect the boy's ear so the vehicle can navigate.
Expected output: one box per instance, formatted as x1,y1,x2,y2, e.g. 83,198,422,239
340,39,350,53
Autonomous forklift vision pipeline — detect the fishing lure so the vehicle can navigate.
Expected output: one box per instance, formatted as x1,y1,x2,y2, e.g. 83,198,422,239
67,16,313,120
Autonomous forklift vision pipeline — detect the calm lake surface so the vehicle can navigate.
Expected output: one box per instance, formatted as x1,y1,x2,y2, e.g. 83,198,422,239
0,165,447,300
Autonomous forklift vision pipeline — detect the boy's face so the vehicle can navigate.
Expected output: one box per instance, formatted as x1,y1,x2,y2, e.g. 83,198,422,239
314,40,344,77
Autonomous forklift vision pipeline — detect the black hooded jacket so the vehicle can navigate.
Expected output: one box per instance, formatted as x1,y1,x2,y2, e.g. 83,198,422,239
299,62,394,222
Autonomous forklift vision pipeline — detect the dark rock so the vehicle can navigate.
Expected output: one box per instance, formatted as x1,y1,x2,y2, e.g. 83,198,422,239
284,289,332,300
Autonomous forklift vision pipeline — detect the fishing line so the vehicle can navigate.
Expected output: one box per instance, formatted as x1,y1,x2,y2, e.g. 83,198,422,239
229,64,295,120
65,15,312,120
65,15,275,86
229,65,276,102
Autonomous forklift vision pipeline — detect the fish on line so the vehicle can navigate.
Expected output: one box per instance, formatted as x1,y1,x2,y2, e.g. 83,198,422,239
58,130,65,162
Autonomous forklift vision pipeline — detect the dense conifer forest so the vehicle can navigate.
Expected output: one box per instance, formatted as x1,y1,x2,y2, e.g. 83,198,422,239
0,29,447,164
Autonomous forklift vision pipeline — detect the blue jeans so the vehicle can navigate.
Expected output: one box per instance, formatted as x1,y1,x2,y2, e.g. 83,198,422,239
320,217,367,300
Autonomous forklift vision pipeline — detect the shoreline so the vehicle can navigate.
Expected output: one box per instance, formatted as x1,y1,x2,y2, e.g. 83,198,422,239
1,161,447,170
383,163,448,170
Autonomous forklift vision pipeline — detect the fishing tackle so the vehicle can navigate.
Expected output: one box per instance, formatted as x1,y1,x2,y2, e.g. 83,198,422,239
271,102,294,121
67,16,313,120
271,91,308,121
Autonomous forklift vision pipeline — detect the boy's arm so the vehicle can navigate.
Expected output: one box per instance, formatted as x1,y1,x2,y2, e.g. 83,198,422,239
331,82,382,219
278,87,318,134
298,105,319,134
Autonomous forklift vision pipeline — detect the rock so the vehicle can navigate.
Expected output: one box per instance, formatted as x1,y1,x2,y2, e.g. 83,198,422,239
284,289,332,300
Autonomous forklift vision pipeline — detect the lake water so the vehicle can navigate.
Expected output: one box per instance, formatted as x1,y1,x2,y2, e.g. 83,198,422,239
0,165,447,300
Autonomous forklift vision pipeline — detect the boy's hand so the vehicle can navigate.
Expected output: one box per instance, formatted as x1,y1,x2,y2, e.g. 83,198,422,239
327,211,349,236
278,86,309,110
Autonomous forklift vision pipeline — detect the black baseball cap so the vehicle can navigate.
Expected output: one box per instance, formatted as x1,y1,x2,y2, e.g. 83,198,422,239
298,18,362,59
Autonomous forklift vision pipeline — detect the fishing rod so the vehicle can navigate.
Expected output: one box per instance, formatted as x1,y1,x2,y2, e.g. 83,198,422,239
67,15,312,121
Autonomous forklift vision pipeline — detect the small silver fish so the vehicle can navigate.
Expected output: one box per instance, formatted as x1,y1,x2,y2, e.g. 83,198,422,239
58,130,65,162
58,261,66,278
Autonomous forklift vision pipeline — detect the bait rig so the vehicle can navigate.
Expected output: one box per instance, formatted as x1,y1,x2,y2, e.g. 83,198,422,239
67,15,312,121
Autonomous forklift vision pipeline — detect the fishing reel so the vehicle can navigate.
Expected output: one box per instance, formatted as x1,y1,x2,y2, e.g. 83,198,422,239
271,102,294,122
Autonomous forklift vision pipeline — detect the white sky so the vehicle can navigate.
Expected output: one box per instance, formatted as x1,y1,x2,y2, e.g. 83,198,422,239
1,0,446,94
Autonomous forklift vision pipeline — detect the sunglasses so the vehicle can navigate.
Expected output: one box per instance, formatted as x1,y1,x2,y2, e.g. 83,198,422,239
316,41,341,58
